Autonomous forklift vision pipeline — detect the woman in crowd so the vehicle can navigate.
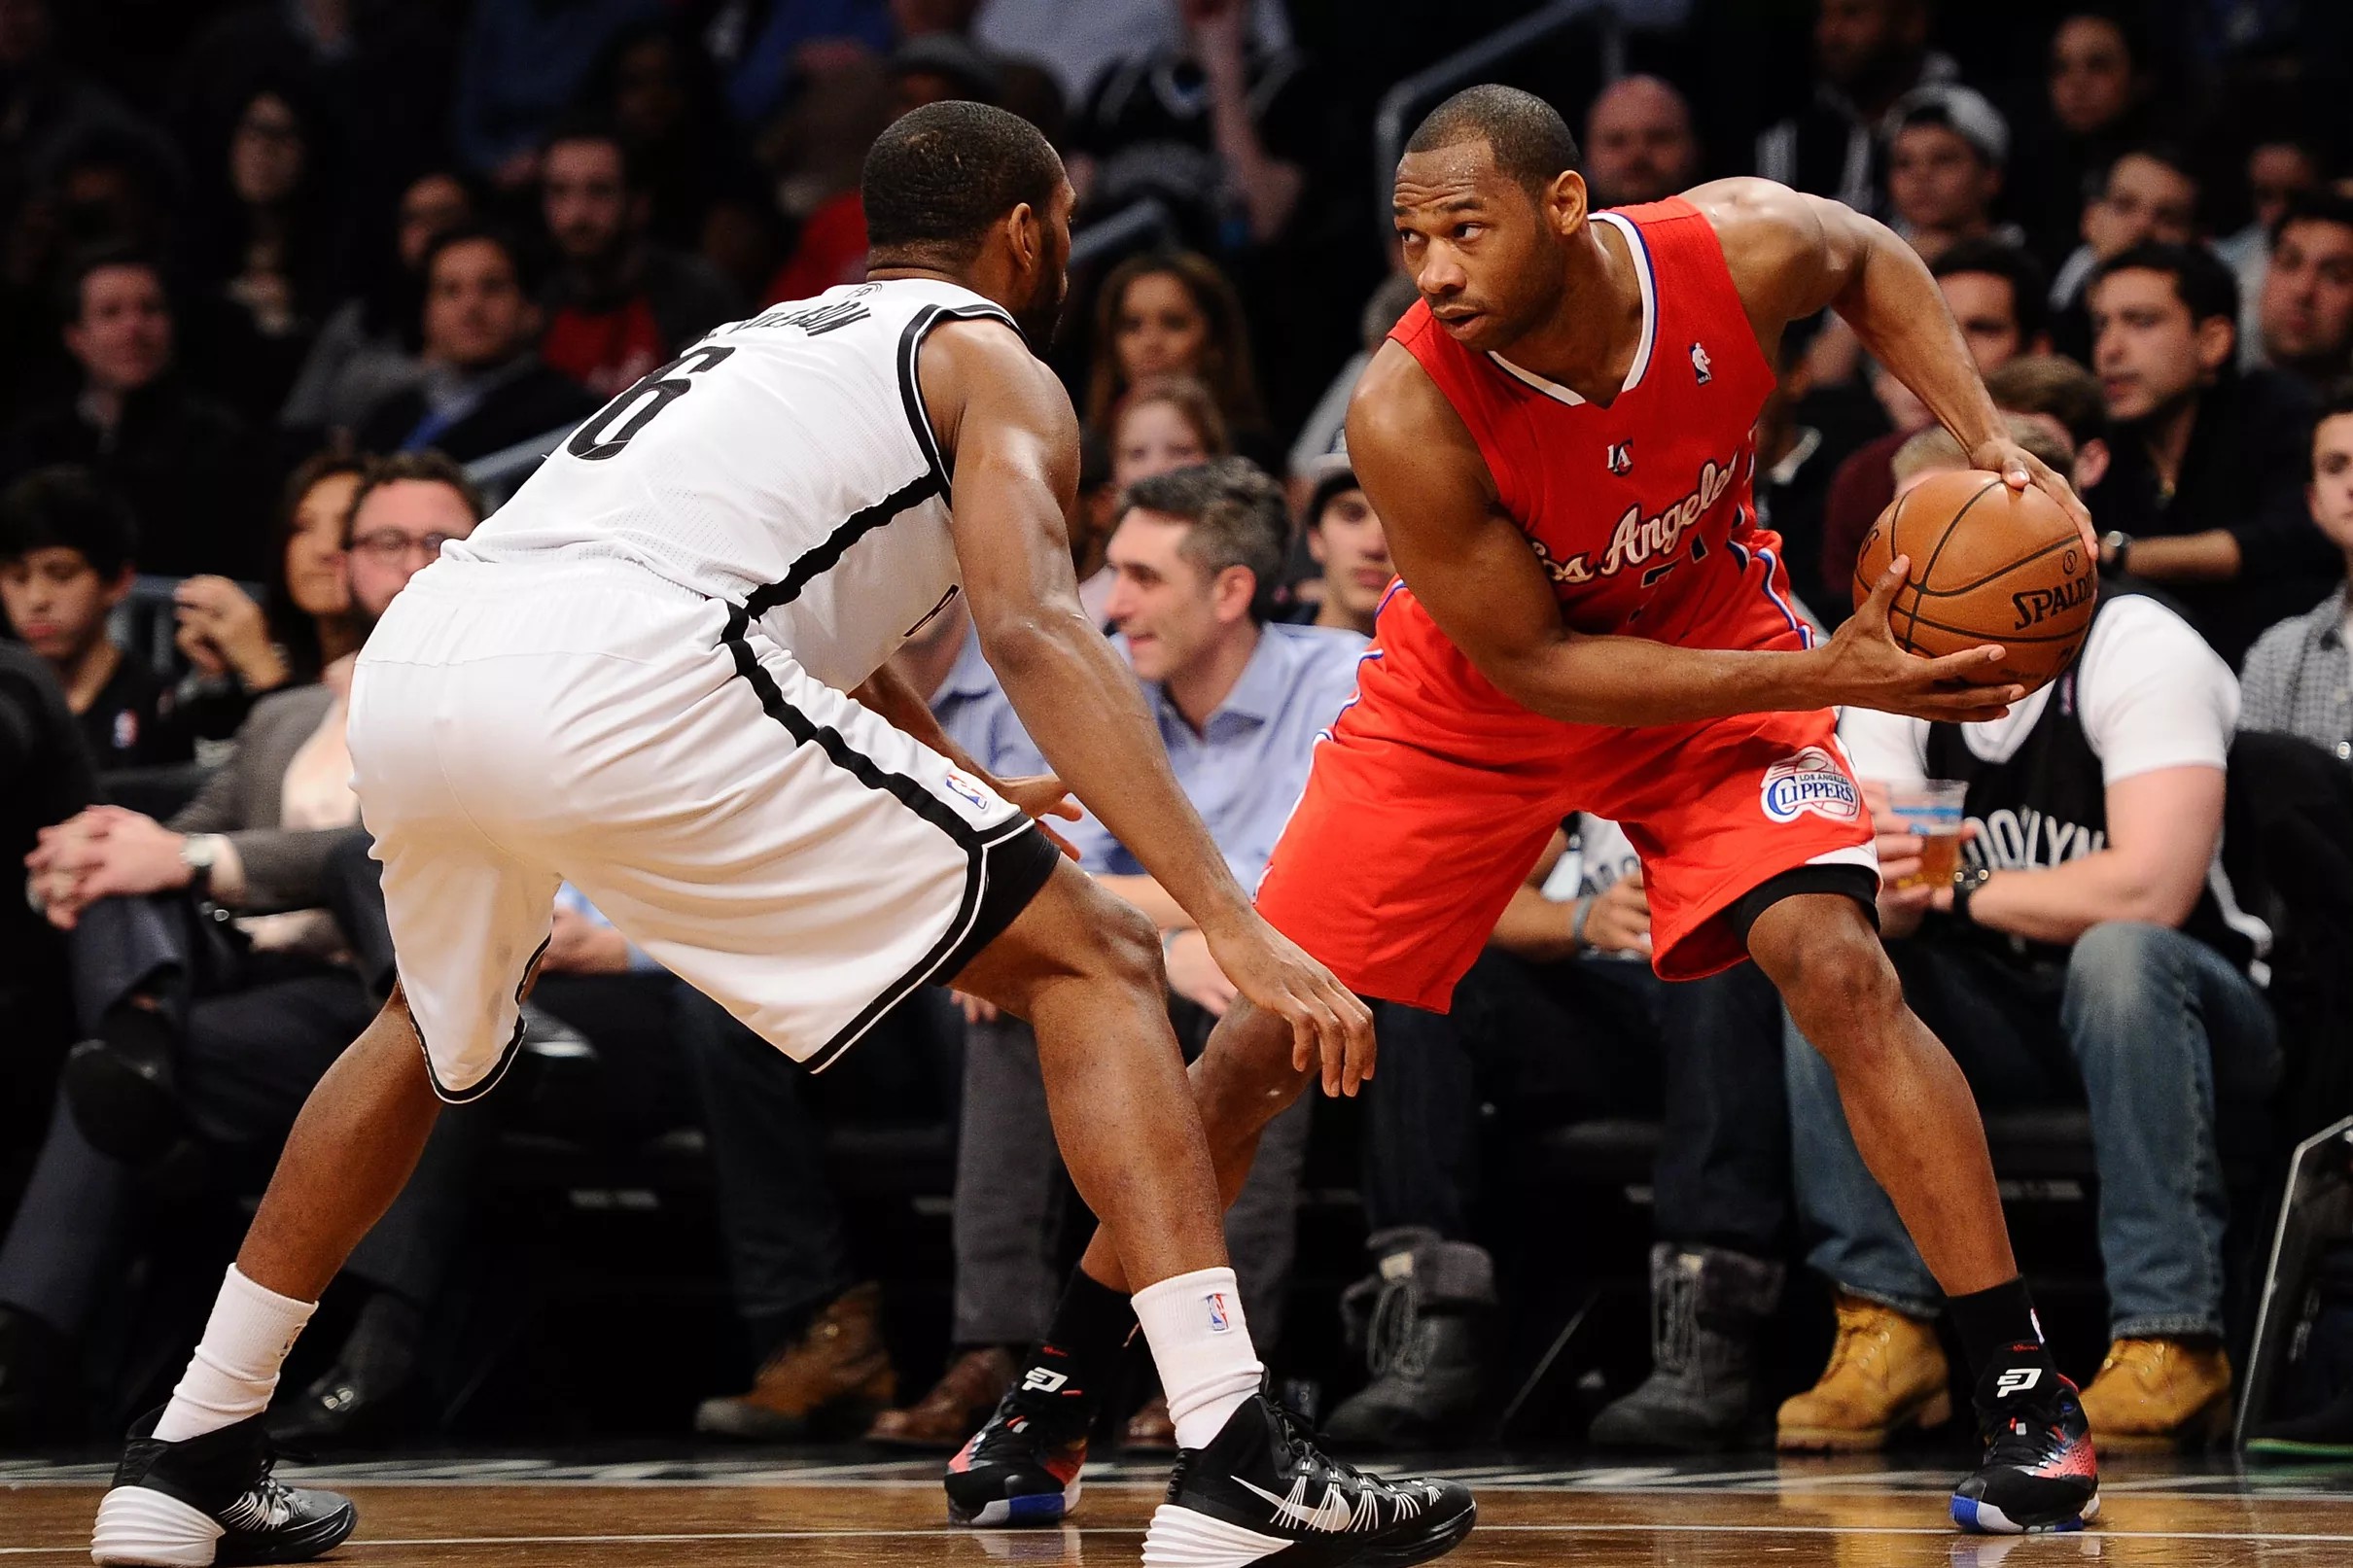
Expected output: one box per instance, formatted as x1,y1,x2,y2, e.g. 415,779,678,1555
1083,250,1269,462
183,79,351,421
1069,374,1233,624
171,452,367,740
279,171,474,437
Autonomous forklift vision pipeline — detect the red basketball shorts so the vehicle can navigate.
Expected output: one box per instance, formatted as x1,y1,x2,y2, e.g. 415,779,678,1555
1254,593,1878,1011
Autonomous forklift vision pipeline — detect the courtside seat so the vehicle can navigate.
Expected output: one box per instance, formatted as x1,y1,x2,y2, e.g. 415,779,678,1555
1522,1109,2100,1190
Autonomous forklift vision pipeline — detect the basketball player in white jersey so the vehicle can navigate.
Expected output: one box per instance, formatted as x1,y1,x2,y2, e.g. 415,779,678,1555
89,103,1475,1568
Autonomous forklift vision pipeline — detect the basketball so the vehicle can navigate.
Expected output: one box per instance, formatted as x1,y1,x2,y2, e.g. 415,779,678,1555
1851,470,2097,694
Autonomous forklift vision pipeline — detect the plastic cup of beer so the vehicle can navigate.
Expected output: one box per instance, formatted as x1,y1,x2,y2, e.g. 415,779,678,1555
1880,779,1968,890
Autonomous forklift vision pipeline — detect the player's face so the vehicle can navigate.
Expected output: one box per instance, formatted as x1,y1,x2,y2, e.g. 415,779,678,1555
2310,413,2353,551
0,546,120,664
2262,219,2353,366
344,480,478,625
1394,143,1568,353
1103,510,1234,685
1937,271,2024,373
2090,268,2218,423
543,140,632,263
284,470,357,621
1308,488,1394,625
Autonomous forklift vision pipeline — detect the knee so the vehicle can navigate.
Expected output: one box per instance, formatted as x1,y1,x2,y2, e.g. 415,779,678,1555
1082,894,1166,998
2062,922,2177,1014
1774,935,1905,1064
1195,1001,1315,1131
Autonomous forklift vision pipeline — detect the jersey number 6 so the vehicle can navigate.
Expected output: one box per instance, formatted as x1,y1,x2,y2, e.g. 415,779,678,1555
567,345,737,462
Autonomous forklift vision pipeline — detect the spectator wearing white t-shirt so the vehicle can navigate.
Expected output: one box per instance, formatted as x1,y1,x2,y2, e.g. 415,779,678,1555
1780,587,2280,1454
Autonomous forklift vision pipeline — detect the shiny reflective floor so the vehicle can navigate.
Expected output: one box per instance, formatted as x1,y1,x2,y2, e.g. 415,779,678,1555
9,1450,2353,1564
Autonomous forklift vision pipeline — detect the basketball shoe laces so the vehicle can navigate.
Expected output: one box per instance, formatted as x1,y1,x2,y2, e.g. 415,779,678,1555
1978,1390,2072,1474
213,1441,308,1534
969,1370,1090,1466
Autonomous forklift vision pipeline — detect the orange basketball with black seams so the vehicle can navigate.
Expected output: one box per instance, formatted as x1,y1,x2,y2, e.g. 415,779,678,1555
1852,469,2097,695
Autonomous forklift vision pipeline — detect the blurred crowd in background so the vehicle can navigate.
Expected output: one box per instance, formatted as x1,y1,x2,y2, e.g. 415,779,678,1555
3,0,2353,1468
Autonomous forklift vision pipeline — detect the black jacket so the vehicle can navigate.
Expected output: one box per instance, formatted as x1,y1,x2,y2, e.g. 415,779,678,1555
354,355,600,465
2091,368,2340,667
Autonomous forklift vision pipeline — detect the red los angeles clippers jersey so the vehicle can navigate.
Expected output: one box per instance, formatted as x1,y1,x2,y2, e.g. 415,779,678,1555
1391,197,1809,653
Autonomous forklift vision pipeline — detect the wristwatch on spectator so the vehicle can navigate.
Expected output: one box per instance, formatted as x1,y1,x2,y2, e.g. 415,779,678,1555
1949,863,1992,925
181,834,221,899
2099,530,2132,573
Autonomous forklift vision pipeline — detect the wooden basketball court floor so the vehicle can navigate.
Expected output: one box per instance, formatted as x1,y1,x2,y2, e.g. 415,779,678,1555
11,1449,2353,1566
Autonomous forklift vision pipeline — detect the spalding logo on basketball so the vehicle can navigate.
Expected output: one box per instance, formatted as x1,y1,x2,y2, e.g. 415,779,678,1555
1761,748,1862,824
1853,470,2098,696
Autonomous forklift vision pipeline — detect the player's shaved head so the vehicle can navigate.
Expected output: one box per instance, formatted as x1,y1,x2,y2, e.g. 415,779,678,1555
1404,84,1582,194
863,99,1065,261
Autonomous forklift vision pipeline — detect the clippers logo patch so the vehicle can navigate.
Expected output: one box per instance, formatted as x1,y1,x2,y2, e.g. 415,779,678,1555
1606,439,1633,476
1761,748,1862,824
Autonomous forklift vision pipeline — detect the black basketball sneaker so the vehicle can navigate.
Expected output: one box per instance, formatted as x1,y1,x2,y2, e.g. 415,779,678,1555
1142,1391,1476,1567
944,1350,1096,1526
91,1410,356,1566
1949,1346,2100,1534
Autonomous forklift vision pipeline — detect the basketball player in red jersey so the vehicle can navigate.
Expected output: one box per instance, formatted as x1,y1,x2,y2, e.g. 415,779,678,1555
949,87,2101,1541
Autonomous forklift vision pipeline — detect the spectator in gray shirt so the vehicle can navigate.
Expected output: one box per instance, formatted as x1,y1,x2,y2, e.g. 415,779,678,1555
2241,382,2353,758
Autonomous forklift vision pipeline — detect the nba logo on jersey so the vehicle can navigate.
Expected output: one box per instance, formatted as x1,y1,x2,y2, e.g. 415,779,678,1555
1206,1293,1232,1333
942,770,992,816
1606,440,1633,476
1760,748,1861,824
1690,341,1712,384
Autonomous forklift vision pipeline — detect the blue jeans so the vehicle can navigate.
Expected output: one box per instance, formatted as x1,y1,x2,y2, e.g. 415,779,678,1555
1785,923,2279,1338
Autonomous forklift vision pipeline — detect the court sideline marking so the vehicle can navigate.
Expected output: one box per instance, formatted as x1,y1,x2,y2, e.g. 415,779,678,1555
12,1519,2353,1554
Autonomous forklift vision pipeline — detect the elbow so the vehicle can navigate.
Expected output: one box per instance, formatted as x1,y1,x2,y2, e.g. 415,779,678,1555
971,607,1085,683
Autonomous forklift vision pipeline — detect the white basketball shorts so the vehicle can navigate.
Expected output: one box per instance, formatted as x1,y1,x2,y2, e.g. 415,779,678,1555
348,556,1060,1101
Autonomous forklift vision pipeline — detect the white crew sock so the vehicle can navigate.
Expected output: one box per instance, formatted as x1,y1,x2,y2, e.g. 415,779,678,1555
151,1267,317,1443
1132,1267,1263,1450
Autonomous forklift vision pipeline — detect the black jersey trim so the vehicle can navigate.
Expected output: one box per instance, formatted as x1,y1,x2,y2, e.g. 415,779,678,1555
744,470,942,616
715,605,1053,1073
406,934,551,1105
897,300,1021,490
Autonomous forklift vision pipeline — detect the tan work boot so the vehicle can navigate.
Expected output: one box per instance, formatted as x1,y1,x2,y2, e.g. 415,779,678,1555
1777,1293,1951,1452
2078,1338,2232,1452
695,1281,896,1440
864,1346,1016,1449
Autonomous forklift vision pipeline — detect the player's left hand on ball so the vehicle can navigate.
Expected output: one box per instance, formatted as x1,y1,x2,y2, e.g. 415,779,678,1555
1204,912,1376,1098
1972,436,2095,553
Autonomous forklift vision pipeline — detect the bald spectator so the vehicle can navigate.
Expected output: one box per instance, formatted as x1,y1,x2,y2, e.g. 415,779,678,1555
2256,193,2353,396
1583,75,1698,210
2049,144,2202,362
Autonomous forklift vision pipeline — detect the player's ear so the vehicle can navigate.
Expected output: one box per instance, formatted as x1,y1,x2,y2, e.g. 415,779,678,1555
1006,202,1041,272
1545,169,1590,236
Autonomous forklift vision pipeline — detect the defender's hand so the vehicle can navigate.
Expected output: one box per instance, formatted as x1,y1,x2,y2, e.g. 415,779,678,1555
998,774,1082,859
1970,436,2096,553
1814,557,2024,723
1201,913,1375,1098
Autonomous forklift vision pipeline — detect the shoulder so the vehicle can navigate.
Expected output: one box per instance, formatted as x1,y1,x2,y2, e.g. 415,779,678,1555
1268,621,1368,675
1347,339,1471,460
246,681,334,736
920,314,1077,451
2080,593,2229,688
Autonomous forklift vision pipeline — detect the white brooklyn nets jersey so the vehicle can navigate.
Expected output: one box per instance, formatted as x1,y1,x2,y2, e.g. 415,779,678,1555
454,277,1015,691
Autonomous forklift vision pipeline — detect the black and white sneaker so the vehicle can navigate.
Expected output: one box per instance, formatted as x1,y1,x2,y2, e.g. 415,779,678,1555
1950,1347,2100,1535
91,1410,356,1566
1142,1392,1475,1567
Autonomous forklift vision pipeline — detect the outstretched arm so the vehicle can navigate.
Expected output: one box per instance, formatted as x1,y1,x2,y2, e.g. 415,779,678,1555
1689,176,2094,548
1349,344,2021,729
922,318,1374,1090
